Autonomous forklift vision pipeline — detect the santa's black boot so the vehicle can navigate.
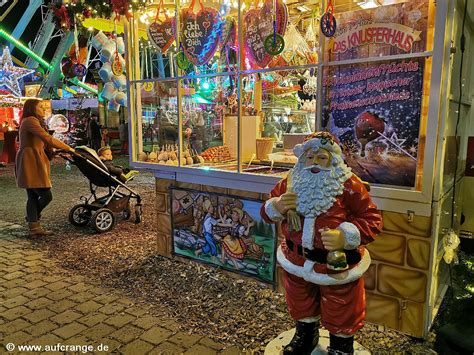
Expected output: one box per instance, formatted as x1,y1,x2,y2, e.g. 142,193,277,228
283,321,319,355
327,333,354,355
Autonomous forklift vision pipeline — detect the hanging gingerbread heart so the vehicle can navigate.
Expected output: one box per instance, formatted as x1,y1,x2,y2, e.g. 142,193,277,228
243,0,288,69
147,0,176,54
148,18,176,54
180,0,221,66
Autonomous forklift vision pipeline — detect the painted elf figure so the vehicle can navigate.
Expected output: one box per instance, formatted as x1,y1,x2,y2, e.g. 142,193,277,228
261,132,382,355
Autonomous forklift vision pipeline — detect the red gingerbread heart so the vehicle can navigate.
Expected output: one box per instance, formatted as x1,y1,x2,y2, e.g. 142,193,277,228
148,17,176,54
180,5,221,66
243,0,288,69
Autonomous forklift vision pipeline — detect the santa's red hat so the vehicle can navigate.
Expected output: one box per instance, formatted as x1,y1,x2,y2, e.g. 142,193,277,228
293,131,342,158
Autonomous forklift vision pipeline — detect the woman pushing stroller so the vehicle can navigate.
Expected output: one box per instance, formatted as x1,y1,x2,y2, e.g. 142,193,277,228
15,99,75,237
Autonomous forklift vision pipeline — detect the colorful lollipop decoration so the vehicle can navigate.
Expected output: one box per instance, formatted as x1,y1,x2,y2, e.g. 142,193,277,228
264,0,285,55
176,44,190,70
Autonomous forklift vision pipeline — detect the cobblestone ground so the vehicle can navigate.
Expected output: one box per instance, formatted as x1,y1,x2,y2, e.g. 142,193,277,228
0,221,239,354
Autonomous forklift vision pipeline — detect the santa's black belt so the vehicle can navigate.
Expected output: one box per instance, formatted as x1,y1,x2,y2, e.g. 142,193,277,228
285,239,361,264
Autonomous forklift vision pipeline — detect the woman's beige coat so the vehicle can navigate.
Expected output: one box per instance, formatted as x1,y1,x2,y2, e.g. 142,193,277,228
15,116,70,188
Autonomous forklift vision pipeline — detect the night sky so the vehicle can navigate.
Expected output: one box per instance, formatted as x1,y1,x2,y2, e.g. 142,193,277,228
1,0,61,64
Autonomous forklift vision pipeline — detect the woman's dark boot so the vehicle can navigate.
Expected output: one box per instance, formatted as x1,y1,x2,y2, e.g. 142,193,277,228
327,333,354,355
283,321,319,355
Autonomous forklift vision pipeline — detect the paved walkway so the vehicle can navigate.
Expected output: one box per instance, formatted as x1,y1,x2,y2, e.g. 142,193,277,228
0,221,239,354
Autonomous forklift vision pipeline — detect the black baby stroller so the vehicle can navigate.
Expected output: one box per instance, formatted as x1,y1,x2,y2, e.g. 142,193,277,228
61,146,142,233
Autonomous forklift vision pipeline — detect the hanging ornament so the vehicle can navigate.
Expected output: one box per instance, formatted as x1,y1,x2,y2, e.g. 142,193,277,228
179,0,221,66
52,4,71,29
68,22,87,78
82,8,92,18
305,17,316,46
320,0,336,38
264,34,284,56
143,82,154,92
176,46,190,70
442,229,461,264
72,64,87,77
112,56,123,76
302,69,318,96
143,47,153,90
111,20,123,76
243,0,288,68
147,0,176,54
111,0,131,19
0,47,35,97
264,0,285,55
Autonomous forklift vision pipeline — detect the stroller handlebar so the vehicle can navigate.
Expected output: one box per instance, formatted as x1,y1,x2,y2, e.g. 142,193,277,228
57,149,81,161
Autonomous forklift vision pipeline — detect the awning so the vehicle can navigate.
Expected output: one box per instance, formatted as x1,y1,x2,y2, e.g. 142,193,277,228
51,98,99,110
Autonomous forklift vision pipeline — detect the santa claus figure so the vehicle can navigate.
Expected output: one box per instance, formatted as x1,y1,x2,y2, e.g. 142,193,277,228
261,131,382,355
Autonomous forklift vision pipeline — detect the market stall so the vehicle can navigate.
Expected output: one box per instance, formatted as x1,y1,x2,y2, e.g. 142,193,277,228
0,95,53,162
124,0,467,338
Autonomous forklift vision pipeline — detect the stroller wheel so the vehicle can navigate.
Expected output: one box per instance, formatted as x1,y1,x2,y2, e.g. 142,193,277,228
123,204,132,220
92,208,115,233
134,204,142,224
69,204,92,226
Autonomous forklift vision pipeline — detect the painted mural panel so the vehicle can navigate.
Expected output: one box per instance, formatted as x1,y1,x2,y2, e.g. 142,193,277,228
170,187,276,284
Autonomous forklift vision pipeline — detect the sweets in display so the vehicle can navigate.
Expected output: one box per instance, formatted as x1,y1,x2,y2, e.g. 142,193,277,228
201,145,232,162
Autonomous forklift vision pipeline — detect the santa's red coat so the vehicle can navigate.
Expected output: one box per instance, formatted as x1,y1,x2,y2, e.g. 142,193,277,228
260,174,383,334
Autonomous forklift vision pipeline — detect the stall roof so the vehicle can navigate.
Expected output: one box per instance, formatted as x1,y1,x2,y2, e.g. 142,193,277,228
51,98,99,110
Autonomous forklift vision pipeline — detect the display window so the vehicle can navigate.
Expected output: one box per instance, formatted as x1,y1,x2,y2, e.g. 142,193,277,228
179,75,239,170
236,70,316,176
128,0,437,192
133,80,178,163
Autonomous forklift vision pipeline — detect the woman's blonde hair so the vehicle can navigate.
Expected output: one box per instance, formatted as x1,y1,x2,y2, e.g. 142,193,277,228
21,99,42,123
202,199,212,212
232,208,244,221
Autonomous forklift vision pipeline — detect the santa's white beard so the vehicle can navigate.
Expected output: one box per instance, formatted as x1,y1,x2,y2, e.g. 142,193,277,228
292,160,352,218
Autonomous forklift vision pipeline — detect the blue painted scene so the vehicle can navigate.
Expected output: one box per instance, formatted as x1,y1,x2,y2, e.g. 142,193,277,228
171,188,276,284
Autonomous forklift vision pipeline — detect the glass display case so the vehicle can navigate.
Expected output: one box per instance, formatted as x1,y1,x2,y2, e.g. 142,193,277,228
126,0,439,198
